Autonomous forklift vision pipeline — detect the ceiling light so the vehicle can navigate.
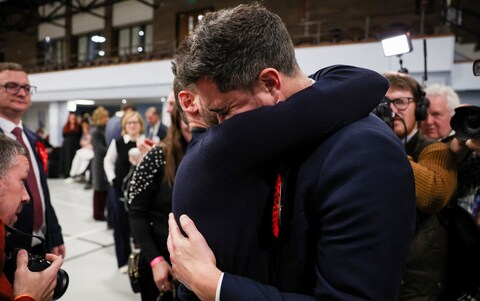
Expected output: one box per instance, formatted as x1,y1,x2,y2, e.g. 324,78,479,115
91,35,106,43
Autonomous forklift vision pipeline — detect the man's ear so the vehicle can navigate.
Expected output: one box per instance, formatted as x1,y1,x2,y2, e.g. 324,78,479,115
178,90,198,113
258,68,281,99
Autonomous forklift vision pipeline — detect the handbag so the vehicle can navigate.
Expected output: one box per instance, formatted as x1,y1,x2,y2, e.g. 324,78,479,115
128,251,141,294
438,204,480,299
121,165,136,210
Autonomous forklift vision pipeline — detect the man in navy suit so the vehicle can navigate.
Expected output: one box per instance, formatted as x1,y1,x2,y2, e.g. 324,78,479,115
144,106,168,142
0,62,65,258
168,3,416,300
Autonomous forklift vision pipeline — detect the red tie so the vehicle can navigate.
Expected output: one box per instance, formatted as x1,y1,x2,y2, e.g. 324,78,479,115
272,173,282,238
11,127,44,231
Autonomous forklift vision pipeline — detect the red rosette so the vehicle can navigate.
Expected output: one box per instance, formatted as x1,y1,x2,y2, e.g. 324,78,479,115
36,140,48,173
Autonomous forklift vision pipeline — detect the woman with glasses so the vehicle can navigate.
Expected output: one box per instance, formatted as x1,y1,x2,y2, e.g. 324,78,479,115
104,110,146,273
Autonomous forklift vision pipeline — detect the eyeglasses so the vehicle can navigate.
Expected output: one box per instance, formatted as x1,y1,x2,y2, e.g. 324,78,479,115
384,97,414,111
1,82,37,95
126,121,139,125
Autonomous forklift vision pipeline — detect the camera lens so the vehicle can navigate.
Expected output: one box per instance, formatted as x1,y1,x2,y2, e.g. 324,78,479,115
54,269,69,300
451,106,480,140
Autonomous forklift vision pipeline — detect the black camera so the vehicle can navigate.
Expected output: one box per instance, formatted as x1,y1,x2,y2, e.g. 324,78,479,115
372,98,396,127
3,248,69,300
450,106,480,140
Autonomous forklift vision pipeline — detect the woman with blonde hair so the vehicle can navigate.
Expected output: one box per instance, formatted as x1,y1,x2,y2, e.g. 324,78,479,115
104,110,146,272
90,106,110,221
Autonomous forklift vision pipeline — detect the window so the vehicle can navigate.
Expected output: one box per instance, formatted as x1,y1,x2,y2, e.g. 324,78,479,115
116,24,153,57
38,37,65,66
177,8,212,46
75,32,106,62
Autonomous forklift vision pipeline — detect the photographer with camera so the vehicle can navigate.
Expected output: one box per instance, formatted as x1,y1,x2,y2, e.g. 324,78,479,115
419,84,480,219
0,133,63,301
383,72,457,300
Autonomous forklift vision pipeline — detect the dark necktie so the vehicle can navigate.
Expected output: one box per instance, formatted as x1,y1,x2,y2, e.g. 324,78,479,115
11,127,44,231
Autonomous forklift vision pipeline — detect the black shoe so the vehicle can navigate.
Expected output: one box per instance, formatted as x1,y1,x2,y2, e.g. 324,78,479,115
84,184,92,190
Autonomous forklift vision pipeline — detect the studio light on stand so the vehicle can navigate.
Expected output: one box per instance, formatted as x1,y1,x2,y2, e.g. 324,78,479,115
381,32,413,74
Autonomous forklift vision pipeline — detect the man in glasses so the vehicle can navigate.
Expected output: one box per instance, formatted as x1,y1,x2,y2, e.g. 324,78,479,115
383,72,457,300
0,62,65,259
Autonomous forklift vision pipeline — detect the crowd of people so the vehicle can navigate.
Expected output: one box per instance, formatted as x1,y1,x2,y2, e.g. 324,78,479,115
1,2,480,301
58,102,172,275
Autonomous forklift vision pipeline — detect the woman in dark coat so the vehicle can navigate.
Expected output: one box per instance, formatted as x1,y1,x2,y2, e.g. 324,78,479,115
90,106,110,220
60,112,82,178
128,105,190,301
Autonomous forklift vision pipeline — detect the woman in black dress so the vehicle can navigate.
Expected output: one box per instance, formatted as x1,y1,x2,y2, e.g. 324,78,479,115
128,105,190,301
60,112,81,178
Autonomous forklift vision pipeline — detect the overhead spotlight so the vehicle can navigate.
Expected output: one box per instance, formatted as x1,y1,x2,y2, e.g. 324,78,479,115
91,35,106,43
122,99,127,104
381,32,413,73
66,101,77,112
74,99,95,106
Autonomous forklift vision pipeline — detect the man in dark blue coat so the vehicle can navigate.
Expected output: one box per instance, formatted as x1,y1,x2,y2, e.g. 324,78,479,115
0,62,65,257
168,3,416,300
144,106,168,142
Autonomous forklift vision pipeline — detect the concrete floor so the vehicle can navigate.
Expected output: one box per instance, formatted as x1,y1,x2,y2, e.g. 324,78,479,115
47,178,140,301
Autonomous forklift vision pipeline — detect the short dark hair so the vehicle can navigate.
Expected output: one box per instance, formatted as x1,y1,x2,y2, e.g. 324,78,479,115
0,62,25,73
121,103,136,112
145,106,160,116
384,72,424,105
172,2,300,93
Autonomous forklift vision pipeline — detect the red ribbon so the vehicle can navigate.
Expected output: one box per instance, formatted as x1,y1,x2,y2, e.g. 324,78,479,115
36,141,48,173
272,173,282,238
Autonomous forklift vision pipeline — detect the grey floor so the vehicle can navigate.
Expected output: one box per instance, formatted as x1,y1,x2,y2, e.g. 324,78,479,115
48,178,140,301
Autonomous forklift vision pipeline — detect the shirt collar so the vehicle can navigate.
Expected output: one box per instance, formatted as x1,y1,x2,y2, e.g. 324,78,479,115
406,128,418,143
0,116,23,134
123,134,145,143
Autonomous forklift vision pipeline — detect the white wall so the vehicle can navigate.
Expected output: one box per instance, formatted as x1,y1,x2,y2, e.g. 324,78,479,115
37,3,66,41
295,35,456,83
28,34,480,145
113,0,153,27
30,60,174,102
72,8,105,35
37,0,153,41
